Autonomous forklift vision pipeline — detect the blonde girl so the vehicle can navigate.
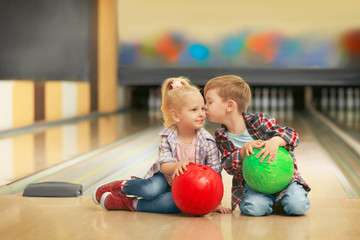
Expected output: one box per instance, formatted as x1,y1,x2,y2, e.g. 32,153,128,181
93,77,230,214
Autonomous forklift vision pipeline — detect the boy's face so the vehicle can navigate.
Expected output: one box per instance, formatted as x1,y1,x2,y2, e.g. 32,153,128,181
205,88,228,124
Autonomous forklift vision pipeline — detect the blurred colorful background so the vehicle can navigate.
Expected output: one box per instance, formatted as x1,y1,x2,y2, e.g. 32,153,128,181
117,0,360,68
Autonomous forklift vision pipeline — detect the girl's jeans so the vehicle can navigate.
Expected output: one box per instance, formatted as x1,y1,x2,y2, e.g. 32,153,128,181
123,172,181,214
239,182,310,216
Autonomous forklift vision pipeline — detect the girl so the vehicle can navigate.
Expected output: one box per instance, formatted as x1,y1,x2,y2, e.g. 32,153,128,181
93,77,231,214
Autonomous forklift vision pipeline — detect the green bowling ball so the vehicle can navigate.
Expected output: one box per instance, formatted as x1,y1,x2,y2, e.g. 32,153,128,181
242,147,294,194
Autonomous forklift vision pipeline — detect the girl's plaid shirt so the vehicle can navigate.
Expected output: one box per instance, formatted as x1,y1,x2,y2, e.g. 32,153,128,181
215,112,311,210
143,126,221,182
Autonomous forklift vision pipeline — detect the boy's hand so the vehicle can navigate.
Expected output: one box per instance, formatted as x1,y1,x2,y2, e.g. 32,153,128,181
214,204,232,214
243,140,264,157
256,137,285,163
173,161,194,178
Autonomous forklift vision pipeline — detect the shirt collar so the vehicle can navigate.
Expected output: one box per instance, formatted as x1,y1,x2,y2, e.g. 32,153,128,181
159,125,210,143
217,112,253,137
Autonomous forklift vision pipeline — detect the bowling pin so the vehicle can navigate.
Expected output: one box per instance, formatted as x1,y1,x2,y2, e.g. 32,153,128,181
338,88,345,123
155,90,162,119
148,89,156,110
286,88,294,120
278,88,286,121
329,88,336,118
254,88,261,113
262,88,270,114
346,88,354,128
270,88,278,118
354,88,360,110
354,88,360,131
247,93,253,113
321,88,328,112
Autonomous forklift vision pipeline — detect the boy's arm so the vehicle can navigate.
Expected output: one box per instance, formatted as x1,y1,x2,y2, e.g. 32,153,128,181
216,137,242,176
239,140,264,159
257,136,287,163
261,114,299,151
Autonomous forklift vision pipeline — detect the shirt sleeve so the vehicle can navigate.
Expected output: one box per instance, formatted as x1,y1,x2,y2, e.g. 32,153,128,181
215,133,242,176
157,135,177,165
204,137,222,174
260,113,300,151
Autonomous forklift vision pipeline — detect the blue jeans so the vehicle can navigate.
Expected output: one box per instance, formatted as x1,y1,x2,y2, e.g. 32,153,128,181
123,172,181,214
239,182,310,216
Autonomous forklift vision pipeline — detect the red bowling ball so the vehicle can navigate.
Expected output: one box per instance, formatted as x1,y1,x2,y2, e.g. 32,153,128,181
172,163,224,216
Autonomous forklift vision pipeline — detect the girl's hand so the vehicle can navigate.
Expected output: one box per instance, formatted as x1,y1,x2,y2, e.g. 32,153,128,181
173,161,194,178
256,137,285,163
214,204,232,214
243,140,264,157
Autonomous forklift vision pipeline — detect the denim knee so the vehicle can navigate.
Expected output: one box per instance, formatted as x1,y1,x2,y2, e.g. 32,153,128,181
124,173,168,199
137,192,181,214
156,193,181,214
240,183,275,216
281,182,310,215
282,198,310,215
240,198,273,216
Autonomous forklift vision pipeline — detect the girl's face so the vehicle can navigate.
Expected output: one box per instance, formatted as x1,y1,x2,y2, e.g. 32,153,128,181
205,88,228,124
175,92,206,130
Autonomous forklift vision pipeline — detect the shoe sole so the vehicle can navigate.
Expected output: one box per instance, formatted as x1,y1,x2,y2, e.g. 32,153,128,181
92,180,126,205
100,192,112,210
92,184,102,205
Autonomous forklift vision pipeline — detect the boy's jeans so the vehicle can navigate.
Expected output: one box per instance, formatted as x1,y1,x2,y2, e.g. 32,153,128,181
123,172,181,213
240,182,310,216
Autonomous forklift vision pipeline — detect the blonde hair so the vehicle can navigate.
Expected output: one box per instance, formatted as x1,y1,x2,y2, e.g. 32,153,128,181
204,75,251,113
160,76,200,127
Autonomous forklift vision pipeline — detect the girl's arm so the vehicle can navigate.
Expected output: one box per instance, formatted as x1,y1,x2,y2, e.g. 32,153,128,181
203,136,222,174
158,134,179,175
160,161,194,177
158,135,190,177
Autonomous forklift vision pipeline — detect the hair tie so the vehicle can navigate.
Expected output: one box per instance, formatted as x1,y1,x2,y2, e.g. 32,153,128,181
171,81,183,89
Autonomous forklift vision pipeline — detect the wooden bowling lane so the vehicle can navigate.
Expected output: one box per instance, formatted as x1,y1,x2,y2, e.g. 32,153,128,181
1,194,360,240
0,125,161,195
301,108,360,198
1,110,360,239
0,110,161,186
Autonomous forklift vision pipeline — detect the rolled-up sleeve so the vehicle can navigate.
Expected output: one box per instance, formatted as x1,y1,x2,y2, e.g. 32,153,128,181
216,134,242,176
204,138,222,174
261,114,299,151
157,135,177,165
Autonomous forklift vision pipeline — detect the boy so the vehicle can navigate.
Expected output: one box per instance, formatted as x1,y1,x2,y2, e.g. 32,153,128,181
204,75,310,216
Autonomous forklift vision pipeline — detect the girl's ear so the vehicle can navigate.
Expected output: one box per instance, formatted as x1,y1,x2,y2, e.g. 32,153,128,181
170,109,180,122
226,100,237,112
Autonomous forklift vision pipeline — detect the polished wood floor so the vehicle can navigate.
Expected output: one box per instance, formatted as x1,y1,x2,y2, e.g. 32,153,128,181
0,110,161,186
1,110,360,240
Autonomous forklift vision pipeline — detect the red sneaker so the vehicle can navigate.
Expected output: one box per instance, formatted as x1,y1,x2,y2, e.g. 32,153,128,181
100,192,135,211
92,180,128,204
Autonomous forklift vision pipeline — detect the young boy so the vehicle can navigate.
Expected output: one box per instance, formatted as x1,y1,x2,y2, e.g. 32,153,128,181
204,75,311,216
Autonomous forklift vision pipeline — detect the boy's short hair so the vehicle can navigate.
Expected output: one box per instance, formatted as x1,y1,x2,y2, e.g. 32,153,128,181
204,75,251,113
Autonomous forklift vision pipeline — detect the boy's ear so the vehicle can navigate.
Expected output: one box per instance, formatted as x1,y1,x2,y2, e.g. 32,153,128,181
226,100,237,112
170,109,180,122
